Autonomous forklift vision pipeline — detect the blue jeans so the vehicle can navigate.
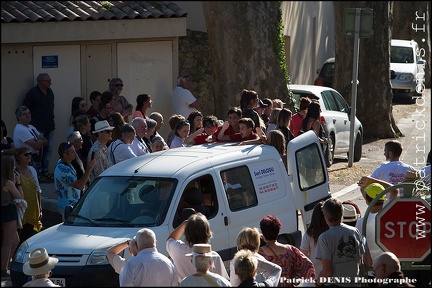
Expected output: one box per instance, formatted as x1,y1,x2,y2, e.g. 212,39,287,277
38,129,55,174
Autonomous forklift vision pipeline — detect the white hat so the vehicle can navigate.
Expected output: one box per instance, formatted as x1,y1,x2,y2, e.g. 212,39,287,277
93,120,114,134
342,203,360,222
185,243,213,258
23,247,58,276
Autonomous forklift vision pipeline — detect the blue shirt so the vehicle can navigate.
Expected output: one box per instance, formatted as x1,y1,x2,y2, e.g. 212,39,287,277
54,160,80,209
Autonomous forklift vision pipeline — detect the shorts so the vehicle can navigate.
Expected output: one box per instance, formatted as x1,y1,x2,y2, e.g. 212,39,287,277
1,203,18,224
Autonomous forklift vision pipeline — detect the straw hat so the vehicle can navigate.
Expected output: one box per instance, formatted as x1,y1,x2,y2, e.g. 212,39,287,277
23,248,58,276
93,120,114,134
342,203,360,222
185,244,213,258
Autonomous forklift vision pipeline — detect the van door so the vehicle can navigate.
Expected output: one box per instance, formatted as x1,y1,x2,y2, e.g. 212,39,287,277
287,130,332,228
169,173,230,259
218,155,301,257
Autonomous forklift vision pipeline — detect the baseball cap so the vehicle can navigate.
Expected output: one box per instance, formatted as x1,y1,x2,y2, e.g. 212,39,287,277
255,99,270,109
364,183,386,201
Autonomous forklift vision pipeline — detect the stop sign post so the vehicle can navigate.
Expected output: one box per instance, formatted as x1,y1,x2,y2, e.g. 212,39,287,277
376,198,431,261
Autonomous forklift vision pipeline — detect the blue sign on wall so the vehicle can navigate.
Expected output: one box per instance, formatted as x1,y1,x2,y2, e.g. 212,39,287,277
42,55,58,68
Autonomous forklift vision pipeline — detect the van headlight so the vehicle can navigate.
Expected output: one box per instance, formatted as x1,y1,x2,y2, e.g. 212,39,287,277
87,247,111,265
398,73,414,80
14,241,29,263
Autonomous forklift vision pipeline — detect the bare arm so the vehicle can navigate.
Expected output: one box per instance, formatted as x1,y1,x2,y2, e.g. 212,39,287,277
217,121,230,141
316,258,332,286
5,179,24,199
25,134,48,150
357,175,398,200
189,100,200,110
184,127,205,145
106,240,129,267
70,158,95,190
167,219,187,241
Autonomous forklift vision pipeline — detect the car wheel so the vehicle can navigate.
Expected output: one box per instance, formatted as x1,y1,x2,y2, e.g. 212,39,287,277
353,131,362,162
324,135,334,168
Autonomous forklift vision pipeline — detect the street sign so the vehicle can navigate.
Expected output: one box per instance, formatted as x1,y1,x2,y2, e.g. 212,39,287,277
376,198,431,261
343,8,373,38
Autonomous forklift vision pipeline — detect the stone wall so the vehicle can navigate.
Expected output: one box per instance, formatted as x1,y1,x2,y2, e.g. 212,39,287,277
179,29,222,119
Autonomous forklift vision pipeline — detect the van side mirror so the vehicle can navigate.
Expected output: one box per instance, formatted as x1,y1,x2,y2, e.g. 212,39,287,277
64,205,73,220
418,59,425,65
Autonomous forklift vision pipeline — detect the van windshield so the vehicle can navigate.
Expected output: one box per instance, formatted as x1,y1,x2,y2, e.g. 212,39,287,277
391,46,414,63
65,177,177,227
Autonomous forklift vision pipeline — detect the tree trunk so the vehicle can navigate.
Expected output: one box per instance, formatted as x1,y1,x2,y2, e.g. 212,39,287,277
393,1,431,88
334,2,398,138
202,1,289,117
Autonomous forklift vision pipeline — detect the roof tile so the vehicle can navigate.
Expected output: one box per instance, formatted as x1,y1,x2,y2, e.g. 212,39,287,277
1,1,187,23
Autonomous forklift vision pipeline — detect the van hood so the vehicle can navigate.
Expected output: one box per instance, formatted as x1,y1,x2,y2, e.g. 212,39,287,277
390,63,415,74
25,224,139,254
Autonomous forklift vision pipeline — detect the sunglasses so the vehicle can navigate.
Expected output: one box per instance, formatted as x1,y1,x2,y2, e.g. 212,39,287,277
103,130,112,134
115,84,124,87
23,152,32,157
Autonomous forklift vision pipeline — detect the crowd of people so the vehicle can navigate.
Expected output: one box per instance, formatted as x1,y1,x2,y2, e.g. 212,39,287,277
1,72,430,286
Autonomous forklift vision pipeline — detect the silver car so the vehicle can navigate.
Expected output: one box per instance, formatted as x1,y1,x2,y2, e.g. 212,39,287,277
289,84,363,166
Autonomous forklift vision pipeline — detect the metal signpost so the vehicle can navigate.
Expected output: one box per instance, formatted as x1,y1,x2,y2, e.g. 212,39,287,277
343,8,373,167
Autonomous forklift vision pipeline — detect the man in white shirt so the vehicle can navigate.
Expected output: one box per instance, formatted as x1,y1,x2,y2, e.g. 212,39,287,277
370,140,415,203
13,106,48,172
119,228,178,286
172,75,200,118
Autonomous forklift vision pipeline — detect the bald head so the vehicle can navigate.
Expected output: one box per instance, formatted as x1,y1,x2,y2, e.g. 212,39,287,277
373,252,400,279
135,228,156,251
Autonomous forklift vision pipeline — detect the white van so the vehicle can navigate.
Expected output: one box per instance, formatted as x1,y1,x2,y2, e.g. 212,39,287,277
390,39,425,103
11,130,331,287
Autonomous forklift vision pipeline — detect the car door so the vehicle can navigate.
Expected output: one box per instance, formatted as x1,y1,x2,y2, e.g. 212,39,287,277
330,90,351,151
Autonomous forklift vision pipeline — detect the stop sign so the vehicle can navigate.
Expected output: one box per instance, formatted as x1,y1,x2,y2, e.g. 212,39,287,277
376,198,431,261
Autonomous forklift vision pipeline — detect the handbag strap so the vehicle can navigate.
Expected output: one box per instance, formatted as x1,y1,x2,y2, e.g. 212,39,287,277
194,272,219,287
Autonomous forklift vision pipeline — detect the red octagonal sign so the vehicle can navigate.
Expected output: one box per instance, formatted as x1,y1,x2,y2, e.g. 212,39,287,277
376,198,431,261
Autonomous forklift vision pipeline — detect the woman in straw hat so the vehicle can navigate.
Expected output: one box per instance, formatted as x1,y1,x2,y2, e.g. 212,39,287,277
22,247,59,287
181,244,231,287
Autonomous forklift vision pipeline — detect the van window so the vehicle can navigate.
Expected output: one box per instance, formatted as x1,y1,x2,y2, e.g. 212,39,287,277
174,175,218,227
221,166,258,211
295,143,326,190
67,177,177,227
391,46,414,63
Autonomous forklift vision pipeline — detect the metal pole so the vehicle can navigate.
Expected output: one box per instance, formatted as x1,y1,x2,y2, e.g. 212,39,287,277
348,8,361,167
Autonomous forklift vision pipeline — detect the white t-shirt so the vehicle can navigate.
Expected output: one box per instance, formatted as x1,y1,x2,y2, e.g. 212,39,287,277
108,139,137,164
370,160,415,201
13,123,41,154
355,213,381,266
172,86,197,118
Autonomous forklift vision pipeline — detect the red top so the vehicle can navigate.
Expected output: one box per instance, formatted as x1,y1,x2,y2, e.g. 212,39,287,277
290,113,304,137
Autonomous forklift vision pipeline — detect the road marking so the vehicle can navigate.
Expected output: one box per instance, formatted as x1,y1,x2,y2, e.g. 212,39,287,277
332,183,358,198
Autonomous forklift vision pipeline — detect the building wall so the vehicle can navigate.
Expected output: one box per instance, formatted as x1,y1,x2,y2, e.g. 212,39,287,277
281,1,335,85
173,1,335,92
1,19,186,171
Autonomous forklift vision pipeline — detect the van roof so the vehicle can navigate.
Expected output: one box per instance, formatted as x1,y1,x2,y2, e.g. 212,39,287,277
100,143,281,178
391,39,417,47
